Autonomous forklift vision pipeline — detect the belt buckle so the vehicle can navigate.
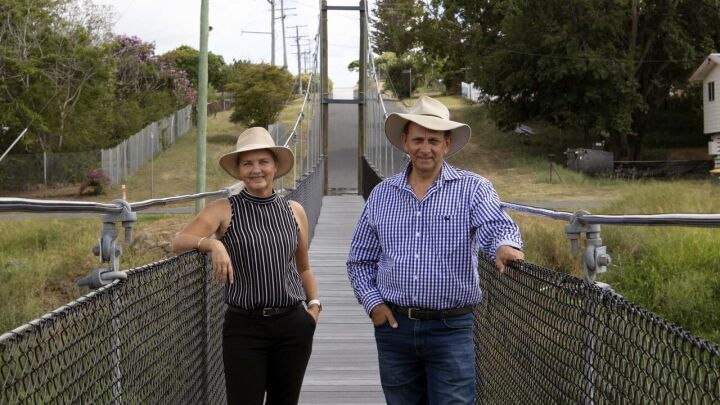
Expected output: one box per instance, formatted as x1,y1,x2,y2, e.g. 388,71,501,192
262,308,273,317
407,308,420,321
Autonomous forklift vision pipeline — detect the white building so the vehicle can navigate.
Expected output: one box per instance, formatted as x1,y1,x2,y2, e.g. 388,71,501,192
690,53,720,173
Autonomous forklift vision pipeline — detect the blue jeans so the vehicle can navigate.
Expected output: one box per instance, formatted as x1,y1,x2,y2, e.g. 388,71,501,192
374,311,475,405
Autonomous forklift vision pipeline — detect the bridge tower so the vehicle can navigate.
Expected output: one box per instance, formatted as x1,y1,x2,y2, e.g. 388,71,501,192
321,0,368,196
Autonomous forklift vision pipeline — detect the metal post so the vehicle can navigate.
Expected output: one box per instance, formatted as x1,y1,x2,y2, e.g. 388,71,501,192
296,26,302,93
321,0,329,195
196,0,209,213
409,68,412,97
563,210,612,405
151,132,154,198
358,0,367,196
201,254,210,403
111,289,122,405
280,0,288,68
43,151,47,186
268,0,276,65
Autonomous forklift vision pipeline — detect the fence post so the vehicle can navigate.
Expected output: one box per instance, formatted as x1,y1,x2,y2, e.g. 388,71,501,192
201,252,210,404
111,288,123,405
564,210,613,404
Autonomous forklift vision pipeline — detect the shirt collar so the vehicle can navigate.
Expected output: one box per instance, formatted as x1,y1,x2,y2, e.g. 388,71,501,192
387,161,461,190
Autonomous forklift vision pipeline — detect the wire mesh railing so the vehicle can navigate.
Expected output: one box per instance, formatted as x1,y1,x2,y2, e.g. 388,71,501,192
363,40,408,184
474,254,720,404
0,252,226,405
272,30,324,240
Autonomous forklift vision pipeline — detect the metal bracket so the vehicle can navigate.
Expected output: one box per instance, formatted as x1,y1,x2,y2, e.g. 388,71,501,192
565,210,612,285
78,199,137,289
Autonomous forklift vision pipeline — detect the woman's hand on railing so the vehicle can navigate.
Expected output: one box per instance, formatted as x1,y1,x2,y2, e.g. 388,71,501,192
206,239,234,284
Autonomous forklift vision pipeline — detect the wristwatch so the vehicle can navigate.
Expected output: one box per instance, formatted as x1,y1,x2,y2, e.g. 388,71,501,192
307,299,322,312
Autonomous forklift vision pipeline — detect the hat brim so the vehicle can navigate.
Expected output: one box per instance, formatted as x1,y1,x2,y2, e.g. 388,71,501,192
385,113,471,156
218,146,294,180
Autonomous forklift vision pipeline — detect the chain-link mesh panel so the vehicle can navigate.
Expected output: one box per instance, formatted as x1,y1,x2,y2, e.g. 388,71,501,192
286,158,325,242
0,252,227,405
474,255,720,404
0,151,101,191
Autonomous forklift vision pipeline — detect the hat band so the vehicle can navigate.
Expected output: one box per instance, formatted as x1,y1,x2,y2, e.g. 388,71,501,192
417,113,446,119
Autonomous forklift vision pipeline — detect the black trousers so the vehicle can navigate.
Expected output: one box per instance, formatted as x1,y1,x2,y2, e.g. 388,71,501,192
223,304,316,405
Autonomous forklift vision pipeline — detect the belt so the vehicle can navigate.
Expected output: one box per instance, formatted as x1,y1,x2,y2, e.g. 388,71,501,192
227,303,299,317
389,304,473,320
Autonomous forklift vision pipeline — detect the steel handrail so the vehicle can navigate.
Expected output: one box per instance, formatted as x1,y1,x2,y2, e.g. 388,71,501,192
0,182,244,214
501,202,720,227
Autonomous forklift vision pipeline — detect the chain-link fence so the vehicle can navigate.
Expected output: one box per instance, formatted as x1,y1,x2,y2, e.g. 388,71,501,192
474,255,720,404
285,158,325,243
0,106,192,192
364,51,408,184
0,150,100,191
0,252,227,405
102,105,193,184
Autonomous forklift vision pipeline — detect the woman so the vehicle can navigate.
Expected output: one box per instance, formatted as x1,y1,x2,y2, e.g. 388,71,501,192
172,127,321,405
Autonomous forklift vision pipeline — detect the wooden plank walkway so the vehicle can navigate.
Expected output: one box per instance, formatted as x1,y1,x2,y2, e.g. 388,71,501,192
299,195,385,404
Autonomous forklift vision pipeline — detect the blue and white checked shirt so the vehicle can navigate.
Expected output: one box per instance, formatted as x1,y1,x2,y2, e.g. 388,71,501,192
347,162,523,315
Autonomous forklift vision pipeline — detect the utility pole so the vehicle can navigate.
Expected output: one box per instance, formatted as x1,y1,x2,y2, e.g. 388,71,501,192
278,0,296,69
289,25,307,92
196,0,209,212
302,50,310,73
267,0,275,65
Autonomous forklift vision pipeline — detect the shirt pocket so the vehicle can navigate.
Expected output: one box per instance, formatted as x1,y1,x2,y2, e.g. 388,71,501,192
429,211,465,256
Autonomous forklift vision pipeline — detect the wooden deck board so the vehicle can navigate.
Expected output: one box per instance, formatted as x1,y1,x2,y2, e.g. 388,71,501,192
299,195,385,405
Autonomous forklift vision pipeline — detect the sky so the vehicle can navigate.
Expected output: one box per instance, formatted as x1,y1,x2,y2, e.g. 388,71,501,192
94,0,373,95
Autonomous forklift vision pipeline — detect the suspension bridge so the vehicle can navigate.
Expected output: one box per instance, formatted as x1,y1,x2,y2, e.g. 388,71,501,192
2,1,720,404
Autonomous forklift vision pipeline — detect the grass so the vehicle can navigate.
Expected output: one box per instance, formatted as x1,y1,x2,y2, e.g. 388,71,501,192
0,214,192,333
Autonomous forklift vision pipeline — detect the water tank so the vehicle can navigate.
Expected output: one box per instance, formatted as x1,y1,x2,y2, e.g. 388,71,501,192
566,148,613,175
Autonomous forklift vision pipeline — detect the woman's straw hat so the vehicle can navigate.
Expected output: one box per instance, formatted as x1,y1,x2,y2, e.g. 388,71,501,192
384,96,471,156
218,127,294,179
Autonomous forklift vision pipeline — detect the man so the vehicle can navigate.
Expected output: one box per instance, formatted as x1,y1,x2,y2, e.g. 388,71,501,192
346,96,524,404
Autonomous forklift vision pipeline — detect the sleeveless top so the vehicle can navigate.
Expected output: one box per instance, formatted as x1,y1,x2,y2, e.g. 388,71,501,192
221,189,305,309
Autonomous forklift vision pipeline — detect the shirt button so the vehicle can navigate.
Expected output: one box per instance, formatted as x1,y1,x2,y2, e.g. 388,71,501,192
413,276,418,281
416,211,421,216
415,232,420,237
414,254,419,259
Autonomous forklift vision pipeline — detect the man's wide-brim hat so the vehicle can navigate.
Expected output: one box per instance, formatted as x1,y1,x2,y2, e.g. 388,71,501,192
219,127,294,180
384,96,471,156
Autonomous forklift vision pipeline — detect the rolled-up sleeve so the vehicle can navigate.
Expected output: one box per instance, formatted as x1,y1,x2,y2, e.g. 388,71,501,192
346,202,385,315
471,179,523,259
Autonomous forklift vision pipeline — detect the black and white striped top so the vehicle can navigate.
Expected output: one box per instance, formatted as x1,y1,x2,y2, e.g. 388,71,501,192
221,189,305,309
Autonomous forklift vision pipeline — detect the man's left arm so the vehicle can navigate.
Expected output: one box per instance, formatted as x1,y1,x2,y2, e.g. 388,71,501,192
470,180,524,272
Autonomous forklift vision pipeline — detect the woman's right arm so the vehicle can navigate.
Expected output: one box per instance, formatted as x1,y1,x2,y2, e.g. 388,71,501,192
171,198,235,284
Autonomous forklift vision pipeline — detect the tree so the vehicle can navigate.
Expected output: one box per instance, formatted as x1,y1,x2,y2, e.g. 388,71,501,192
160,45,226,91
419,0,720,158
371,0,425,54
108,35,195,142
0,0,115,153
228,64,294,128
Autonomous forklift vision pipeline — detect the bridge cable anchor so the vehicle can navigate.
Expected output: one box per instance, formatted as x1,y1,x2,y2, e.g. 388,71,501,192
78,199,136,289
564,210,613,290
